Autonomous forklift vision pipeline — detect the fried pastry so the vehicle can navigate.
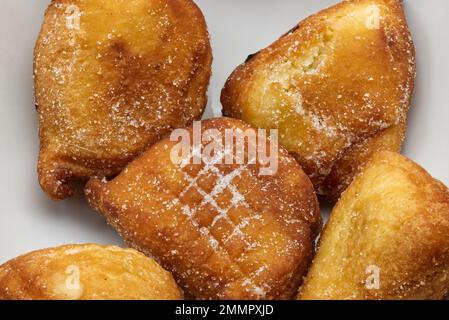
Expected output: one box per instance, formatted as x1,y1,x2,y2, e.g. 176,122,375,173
299,151,449,300
221,0,415,202
0,244,182,300
85,117,321,300
35,0,212,200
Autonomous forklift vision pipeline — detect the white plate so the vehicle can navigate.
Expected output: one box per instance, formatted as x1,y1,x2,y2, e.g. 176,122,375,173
1,0,448,264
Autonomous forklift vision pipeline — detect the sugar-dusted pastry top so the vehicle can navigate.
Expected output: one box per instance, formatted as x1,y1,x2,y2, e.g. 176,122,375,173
222,0,415,201
86,117,322,300
299,151,449,300
0,244,182,300
35,0,212,200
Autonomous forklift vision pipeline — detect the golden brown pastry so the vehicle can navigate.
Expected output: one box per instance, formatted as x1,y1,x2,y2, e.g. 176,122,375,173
35,0,212,200
0,244,182,300
299,151,449,300
85,117,321,300
221,0,415,202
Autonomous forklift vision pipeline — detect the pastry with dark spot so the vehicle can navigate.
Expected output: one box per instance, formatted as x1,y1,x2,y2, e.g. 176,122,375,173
35,0,212,200
221,0,415,202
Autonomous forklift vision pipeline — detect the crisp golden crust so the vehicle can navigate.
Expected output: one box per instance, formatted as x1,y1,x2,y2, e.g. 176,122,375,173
221,0,415,201
35,0,212,200
0,244,182,300
299,151,449,300
85,117,321,300
322,121,406,201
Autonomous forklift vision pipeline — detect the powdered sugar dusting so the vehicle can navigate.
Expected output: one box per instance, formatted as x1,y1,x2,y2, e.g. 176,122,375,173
35,0,212,199
88,119,322,299
222,0,416,198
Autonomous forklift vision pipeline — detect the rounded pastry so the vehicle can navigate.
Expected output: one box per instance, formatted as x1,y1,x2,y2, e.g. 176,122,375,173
85,117,321,300
299,151,449,300
0,244,182,300
35,0,212,200
221,0,415,202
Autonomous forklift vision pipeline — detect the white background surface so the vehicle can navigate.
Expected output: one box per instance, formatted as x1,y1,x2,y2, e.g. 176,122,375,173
0,0,448,264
